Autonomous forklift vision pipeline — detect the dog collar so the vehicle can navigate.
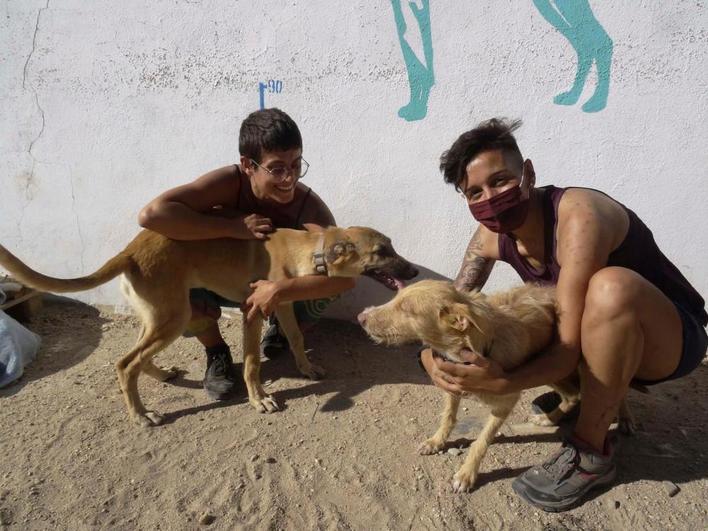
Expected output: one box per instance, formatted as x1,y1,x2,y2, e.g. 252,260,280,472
313,233,327,275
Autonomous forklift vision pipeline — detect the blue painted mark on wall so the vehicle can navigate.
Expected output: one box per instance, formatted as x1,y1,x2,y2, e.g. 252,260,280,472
532,0,613,113
258,79,284,110
391,0,434,121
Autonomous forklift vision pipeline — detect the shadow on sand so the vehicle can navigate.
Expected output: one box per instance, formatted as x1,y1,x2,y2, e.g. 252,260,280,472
0,296,109,397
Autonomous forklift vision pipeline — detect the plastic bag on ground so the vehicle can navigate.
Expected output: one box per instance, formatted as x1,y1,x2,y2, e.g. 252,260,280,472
0,288,42,388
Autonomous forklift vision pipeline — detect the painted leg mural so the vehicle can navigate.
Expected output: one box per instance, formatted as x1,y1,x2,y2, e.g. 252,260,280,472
532,0,613,113
391,0,435,121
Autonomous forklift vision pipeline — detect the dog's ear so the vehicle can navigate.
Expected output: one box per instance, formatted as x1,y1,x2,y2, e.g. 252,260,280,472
438,303,481,333
325,240,358,265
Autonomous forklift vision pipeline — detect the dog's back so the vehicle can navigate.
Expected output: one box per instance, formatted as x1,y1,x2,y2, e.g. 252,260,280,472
483,284,556,369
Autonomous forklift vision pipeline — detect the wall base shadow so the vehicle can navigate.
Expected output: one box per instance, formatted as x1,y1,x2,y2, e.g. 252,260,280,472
0,296,108,397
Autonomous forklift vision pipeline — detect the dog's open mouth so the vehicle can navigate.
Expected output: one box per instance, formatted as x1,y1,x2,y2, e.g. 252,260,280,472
365,269,406,291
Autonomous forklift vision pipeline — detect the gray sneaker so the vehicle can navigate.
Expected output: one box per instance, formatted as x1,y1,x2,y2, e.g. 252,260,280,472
512,437,616,512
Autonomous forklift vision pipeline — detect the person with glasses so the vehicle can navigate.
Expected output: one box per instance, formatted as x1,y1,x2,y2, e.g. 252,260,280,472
138,108,355,401
418,118,706,511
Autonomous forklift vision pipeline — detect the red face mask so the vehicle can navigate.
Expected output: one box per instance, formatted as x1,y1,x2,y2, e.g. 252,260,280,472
468,185,530,233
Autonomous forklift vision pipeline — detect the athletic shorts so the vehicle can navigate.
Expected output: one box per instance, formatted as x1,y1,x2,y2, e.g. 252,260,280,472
634,302,708,385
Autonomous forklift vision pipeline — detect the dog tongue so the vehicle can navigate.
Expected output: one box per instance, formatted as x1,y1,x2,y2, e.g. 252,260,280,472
393,278,406,290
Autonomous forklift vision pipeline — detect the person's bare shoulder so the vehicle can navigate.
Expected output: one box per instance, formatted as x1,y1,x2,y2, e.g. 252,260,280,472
298,186,336,228
157,164,240,212
557,187,629,254
471,224,501,260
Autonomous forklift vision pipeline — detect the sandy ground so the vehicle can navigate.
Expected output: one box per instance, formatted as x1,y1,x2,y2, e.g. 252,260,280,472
1,297,707,530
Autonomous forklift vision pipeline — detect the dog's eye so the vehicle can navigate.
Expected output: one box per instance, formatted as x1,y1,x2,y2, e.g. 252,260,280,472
375,247,392,257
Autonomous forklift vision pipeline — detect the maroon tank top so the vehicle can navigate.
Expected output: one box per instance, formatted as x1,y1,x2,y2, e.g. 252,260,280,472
234,166,312,230
498,186,707,326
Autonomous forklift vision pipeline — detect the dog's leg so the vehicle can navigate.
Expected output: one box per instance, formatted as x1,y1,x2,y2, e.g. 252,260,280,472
419,392,461,455
242,313,279,413
274,303,325,380
115,318,187,427
617,397,637,435
452,397,517,493
141,361,179,382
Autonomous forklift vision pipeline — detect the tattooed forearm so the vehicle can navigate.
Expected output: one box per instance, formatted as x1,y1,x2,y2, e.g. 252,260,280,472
454,255,494,292
454,230,494,292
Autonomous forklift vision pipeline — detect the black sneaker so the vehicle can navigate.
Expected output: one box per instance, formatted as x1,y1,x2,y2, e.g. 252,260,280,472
260,317,290,359
512,437,616,512
203,345,239,400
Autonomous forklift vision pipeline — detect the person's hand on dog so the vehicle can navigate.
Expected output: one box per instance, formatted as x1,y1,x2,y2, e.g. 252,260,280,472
421,348,506,395
243,213,274,240
245,280,281,322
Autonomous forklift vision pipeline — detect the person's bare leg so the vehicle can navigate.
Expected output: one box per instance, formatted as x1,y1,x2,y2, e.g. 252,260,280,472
575,267,683,451
196,320,227,349
513,268,684,511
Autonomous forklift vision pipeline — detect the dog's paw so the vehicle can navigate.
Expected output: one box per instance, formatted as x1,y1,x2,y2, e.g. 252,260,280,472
251,395,280,414
133,411,165,428
418,438,445,455
158,366,180,381
298,363,326,380
452,470,476,493
529,412,557,427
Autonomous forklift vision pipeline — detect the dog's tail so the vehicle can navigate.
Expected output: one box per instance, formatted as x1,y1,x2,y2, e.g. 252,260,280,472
0,245,131,293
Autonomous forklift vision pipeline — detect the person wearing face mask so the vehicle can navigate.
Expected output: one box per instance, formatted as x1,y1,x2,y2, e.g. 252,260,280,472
419,118,707,511
138,108,355,401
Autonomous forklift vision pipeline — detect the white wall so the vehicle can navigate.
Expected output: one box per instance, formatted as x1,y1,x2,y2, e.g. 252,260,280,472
2,1,706,319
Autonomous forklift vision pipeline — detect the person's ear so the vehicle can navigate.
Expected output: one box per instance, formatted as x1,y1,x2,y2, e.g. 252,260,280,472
240,156,256,176
523,159,536,188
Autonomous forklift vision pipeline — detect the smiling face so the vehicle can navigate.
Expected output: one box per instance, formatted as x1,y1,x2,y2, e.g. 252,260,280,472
241,148,305,204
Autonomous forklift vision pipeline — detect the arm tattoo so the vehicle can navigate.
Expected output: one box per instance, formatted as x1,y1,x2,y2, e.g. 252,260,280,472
454,231,494,292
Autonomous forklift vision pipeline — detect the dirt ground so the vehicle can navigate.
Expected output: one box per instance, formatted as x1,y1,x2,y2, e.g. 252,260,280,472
1,297,707,530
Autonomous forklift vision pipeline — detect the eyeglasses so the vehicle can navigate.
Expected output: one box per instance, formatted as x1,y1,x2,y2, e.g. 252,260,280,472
250,157,310,183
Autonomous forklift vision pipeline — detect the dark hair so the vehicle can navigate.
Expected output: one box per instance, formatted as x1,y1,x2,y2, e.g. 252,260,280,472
439,118,523,191
239,108,302,163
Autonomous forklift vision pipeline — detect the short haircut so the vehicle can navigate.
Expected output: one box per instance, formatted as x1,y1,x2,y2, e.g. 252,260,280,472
239,108,303,163
439,118,523,191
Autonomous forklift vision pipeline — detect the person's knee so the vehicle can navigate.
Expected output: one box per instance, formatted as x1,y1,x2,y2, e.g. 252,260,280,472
584,267,642,320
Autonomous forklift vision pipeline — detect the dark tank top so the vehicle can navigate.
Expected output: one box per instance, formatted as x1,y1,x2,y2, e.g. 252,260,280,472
498,185,707,326
234,166,312,230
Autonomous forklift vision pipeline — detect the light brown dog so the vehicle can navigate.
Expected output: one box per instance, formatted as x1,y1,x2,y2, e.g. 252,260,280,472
0,226,418,426
358,280,581,492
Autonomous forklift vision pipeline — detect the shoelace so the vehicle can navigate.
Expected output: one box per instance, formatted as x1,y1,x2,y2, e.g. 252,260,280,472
541,444,580,480
209,353,230,377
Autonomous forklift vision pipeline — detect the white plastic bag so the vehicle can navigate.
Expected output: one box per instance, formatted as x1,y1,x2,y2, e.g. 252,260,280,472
0,299,42,388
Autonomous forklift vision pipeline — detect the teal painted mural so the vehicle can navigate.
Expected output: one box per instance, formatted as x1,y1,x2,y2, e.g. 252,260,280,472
391,0,435,121
532,0,613,113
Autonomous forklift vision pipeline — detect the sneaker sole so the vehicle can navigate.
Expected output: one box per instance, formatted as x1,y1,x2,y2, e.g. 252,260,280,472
512,466,617,513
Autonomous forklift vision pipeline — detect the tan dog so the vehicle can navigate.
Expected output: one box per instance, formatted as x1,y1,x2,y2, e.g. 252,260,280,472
358,280,581,492
0,226,418,426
